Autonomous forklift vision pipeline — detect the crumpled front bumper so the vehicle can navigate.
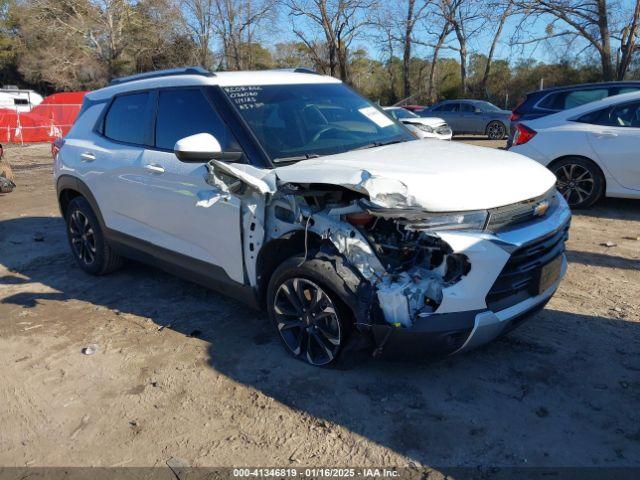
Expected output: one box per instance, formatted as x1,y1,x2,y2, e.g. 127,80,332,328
370,193,571,357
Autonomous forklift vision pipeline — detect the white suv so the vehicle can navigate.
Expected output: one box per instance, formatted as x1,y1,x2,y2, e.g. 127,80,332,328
55,67,571,366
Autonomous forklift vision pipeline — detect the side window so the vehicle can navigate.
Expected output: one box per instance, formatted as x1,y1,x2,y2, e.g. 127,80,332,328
537,92,561,110
576,102,640,127
563,89,608,109
155,88,237,152
459,103,475,112
616,87,640,95
104,92,151,144
607,102,640,127
436,103,458,112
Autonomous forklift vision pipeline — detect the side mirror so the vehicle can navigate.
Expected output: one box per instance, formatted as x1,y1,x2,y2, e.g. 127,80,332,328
174,133,242,162
474,108,482,114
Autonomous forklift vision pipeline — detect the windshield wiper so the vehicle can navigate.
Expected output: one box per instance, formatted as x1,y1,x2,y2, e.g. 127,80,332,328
354,139,408,151
272,153,321,164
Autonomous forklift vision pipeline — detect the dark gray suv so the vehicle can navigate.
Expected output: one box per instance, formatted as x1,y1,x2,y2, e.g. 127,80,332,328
418,100,511,140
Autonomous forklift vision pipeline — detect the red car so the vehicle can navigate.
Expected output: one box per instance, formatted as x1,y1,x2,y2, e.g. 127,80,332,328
400,104,427,112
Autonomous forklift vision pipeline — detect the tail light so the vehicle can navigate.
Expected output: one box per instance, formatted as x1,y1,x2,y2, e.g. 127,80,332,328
512,124,537,146
510,96,526,122
51,138,65,159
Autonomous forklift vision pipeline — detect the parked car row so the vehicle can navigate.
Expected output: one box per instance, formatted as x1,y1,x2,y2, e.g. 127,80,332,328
392,81,640,208
509,91,640,208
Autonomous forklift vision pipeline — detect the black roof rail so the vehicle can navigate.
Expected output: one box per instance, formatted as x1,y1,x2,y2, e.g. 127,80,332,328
109,67,215,86
293,67,320,75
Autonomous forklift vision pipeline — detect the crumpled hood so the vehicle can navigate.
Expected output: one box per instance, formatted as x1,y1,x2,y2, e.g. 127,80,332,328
274,140,556,212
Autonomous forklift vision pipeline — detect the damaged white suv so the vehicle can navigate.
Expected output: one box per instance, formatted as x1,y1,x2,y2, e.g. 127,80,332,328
55,67,571,366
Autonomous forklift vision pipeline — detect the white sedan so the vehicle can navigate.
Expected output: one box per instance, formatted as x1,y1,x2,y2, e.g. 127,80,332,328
509,91,640,208
384,107,452,140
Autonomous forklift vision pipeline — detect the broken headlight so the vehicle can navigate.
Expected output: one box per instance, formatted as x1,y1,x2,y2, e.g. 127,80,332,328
406,122,434,133
406,210,488,232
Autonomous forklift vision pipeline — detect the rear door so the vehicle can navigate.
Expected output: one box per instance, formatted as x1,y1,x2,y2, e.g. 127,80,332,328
584,101,640,191
138,87,246,283
88,91,155,238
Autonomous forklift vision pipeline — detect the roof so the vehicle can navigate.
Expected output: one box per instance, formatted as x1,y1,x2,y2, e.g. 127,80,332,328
88,68,341,101
526,80,640,97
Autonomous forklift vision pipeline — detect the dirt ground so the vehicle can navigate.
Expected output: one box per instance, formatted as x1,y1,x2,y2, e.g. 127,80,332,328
1,141,639,470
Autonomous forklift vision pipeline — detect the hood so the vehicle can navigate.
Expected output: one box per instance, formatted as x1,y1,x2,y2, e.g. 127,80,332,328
400,117,447,127
274,140,556,212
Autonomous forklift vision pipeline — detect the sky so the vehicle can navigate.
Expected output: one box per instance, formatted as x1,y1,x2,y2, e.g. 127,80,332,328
270,0,639,67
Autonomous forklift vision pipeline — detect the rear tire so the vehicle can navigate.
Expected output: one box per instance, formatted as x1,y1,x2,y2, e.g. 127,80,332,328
486,121,506,140
549,157,604,208
266,254,353,367
65,196,124,275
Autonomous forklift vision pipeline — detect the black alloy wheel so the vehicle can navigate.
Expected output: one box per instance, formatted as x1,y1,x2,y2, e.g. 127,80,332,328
273,277,342,366
550,158,604,208
68,209,97,266
487,121,506,140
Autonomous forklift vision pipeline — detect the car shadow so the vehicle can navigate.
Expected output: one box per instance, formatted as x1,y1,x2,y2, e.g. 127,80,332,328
566,250,640,271
1,216,639,466
572,197,640,221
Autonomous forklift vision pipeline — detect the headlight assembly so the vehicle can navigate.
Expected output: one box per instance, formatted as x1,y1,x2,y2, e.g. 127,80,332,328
416,124,435,133
405,210,489,231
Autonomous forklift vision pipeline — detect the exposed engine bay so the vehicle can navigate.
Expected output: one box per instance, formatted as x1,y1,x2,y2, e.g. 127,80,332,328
203,160,473,329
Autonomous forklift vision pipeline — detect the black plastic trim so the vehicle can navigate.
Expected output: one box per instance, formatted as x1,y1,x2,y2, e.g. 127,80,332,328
56,175,259,309
105,229,260,309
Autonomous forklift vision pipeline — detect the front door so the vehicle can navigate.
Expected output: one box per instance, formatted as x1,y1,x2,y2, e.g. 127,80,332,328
587,101,640,191
136,87,246,283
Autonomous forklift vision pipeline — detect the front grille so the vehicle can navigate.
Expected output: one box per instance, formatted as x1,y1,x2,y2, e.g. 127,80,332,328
486,190,556,232
486,223,569,312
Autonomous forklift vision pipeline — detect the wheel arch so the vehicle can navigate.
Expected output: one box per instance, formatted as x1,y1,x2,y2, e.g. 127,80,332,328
256,232,374,327
56,175,106,229
255,230,324,306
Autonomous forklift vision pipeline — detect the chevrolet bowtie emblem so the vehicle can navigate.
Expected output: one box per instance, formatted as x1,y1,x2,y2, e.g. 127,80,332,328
534,200,550,217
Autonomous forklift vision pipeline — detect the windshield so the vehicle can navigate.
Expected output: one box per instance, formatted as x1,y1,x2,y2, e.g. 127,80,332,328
223,83,413,162
387,108,418,119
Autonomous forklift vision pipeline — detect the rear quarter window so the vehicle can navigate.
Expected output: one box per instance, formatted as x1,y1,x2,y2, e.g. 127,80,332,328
538,88,609,111
104,92,151,145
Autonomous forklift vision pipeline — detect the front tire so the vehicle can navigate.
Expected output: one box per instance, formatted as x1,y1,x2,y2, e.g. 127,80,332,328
65,196,123,275
486,121,506,140
267,255,352,367
549,157,604,208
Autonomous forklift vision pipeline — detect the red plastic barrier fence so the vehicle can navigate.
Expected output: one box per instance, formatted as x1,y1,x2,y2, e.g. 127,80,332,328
0,91,87,143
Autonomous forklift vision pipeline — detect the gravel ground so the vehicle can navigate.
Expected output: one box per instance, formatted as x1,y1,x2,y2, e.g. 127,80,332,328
0,142,639,470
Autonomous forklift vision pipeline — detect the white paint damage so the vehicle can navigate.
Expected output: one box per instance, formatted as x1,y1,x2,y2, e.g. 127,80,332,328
202,160,478,328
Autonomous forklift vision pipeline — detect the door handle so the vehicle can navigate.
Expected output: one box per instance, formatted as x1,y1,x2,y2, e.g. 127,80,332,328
597,131,618,138
144,164,165,174
80,152,96,162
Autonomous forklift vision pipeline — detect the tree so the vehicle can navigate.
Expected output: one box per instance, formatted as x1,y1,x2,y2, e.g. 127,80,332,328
181,0,216,69
15,0,197,89
513,0,640,81
478,0,514,97
285,0,376,81
437,0,485,96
